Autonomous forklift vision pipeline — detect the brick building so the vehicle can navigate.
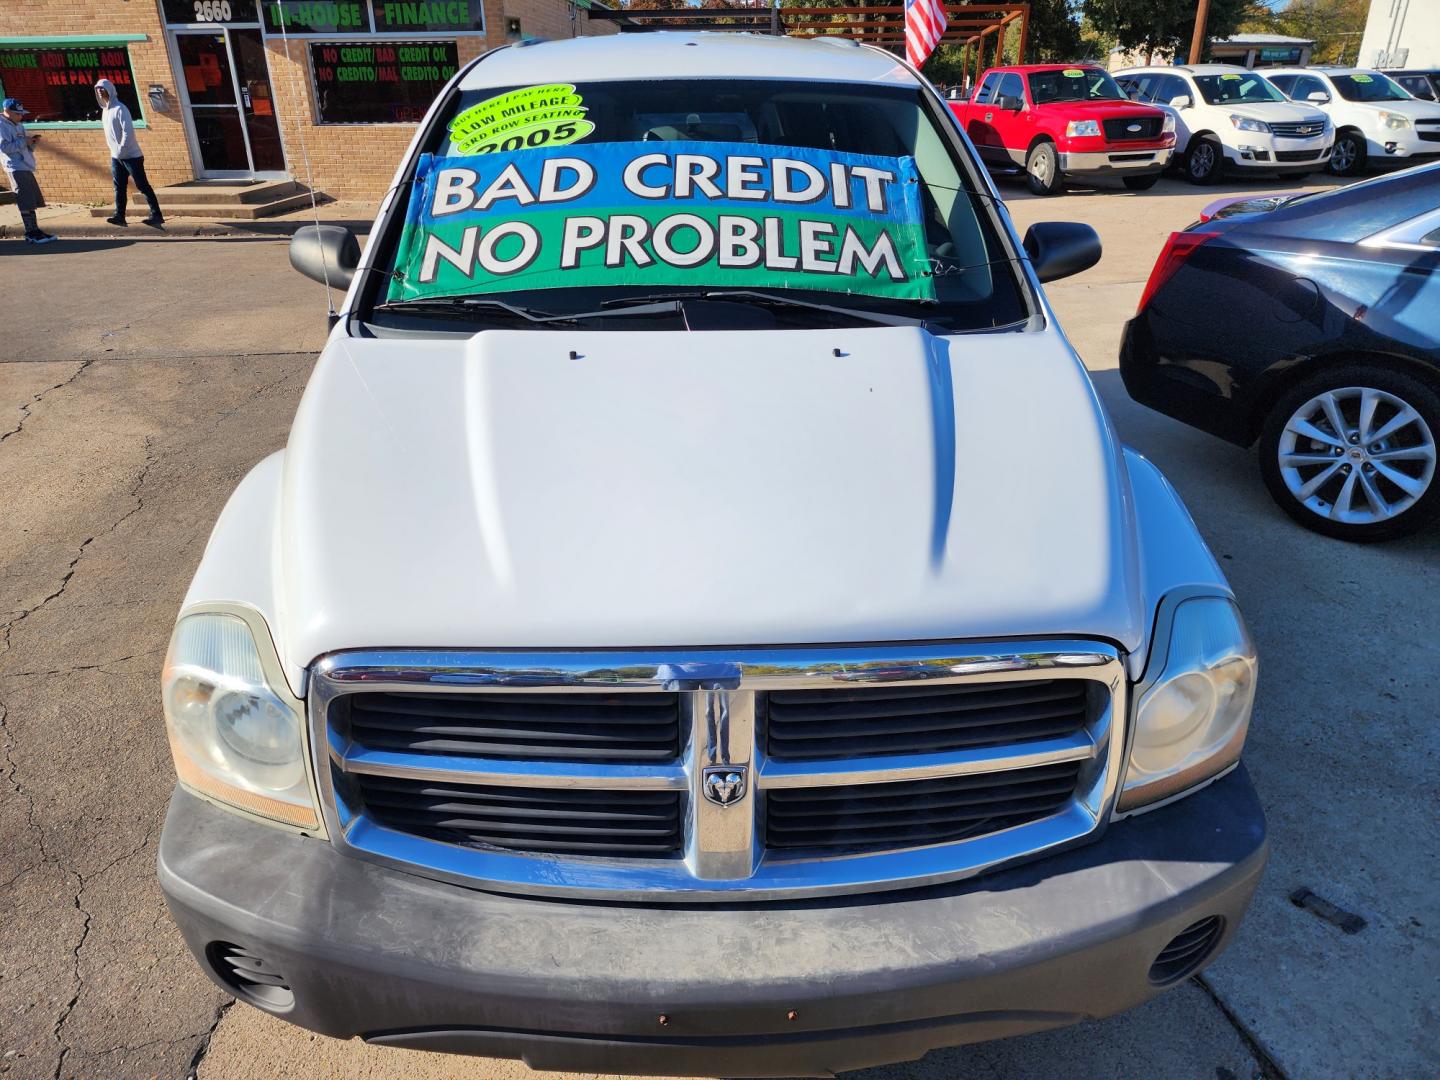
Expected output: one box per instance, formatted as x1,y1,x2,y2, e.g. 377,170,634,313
0,0,614,206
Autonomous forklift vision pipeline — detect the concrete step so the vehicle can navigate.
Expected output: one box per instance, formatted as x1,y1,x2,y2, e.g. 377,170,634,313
87,192,318,220
152,179,301,205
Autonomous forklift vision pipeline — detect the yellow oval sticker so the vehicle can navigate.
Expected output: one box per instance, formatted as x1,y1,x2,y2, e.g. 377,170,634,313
1221,73,1242,80
1352,73,1373,83
449,84,595,155
1062,68,1085,77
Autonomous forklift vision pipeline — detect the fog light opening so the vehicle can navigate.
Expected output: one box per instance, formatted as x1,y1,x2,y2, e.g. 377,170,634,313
1148,916,1224,986
207,941,296,1011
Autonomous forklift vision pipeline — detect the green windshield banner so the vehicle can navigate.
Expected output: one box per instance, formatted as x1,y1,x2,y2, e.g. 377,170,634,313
386,141,936,303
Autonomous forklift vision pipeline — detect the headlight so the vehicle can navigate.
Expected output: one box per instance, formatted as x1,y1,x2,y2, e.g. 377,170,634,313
1162,112,1177,133
1119,597,1257,811
162,611,320,829
1229,115,1271,133
1066,119,1102,138
1378,110,1412,130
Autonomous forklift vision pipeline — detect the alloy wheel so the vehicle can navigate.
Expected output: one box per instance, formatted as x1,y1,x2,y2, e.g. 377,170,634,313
1332,138,1356,172
1029,152,1050,182
1190,142,1215,179
1278,386,1437,525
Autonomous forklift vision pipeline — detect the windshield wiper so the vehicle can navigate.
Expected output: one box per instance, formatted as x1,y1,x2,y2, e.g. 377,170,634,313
373,297,685,324
603,289,933,328
376,291,933,330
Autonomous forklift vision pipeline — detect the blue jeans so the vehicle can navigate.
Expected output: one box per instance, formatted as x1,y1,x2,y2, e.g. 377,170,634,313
112,156,161,219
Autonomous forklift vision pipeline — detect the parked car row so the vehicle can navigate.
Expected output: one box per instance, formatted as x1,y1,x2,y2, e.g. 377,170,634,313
948,62,1440,193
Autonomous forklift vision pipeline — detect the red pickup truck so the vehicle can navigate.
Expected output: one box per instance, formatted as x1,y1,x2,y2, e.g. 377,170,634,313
949,64,1176,195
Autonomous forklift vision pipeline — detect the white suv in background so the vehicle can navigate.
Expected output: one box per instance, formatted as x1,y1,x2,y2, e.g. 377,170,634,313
1267,67,1440,175
1116,64,1332,184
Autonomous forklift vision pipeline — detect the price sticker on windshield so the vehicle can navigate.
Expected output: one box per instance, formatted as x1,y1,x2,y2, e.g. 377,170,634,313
1221,73,1242,80
448,83,595,155
1352,73,1373,83
1062,68,1085,77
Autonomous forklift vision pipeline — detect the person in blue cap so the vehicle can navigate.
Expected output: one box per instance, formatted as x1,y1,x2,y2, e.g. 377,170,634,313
1,98,56,245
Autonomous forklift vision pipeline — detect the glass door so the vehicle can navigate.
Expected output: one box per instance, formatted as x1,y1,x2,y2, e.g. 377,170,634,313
173,28,286,178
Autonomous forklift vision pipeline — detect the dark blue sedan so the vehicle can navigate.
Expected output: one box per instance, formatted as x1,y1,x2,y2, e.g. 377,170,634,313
1121,164,1440,541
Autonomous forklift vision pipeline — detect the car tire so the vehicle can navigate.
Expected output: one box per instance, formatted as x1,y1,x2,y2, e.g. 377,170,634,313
1259,366,1440,541
1123,174,1161,191
1328,130,1367,176
1184,138,1222,184
1025,141,1063,196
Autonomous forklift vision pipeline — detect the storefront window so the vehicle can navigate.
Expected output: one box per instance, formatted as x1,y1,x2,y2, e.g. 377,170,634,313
310,39,457,123
0,45,142,123
371,1,484,33
264,1,373,35
160,0,262,24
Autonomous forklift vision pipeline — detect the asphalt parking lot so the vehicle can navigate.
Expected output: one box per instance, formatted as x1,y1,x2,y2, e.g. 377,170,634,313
2,171,1436,1080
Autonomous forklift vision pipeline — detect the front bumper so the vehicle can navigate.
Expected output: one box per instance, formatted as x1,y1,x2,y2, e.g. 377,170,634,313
1365,133,1440,165
159,767,1266,1077
1058,147,1173,174
1223,139,1332,172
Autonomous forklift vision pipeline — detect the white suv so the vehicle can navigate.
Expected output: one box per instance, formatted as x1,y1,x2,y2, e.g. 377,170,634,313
153,32,1266,1079
1267,67,1440,175
1116,64,1332,184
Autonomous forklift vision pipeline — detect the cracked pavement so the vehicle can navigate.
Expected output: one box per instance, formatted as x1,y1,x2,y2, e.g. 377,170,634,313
1,183,1436,1080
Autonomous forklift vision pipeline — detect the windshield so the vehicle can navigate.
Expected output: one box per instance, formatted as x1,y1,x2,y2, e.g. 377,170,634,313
1028,68,1125,104
367,78,1027,333
1194,73,1285,105
1332,72,1410,101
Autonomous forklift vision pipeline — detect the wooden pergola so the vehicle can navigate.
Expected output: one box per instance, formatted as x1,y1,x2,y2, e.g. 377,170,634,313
588,4,1032,76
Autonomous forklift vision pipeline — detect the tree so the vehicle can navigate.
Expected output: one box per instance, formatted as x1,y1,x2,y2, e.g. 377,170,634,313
1243,0,1368,65
1026,0,1084,62
1084,0,1256,59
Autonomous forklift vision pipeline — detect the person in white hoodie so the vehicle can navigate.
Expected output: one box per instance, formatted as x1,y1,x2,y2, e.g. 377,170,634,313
95,79,163,228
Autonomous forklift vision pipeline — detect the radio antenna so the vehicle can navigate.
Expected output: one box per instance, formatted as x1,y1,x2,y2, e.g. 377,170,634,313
275,11,335,320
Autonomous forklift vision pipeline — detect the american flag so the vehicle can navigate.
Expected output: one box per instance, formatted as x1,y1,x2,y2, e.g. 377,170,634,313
904,0,948,69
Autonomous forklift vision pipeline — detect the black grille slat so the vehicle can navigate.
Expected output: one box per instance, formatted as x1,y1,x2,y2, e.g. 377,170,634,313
357,775,683,858
1275,149,1323,162
345,691,682,763
1102,116,1162,140
766,683,1082,722
766,679,1089,761
765,762,1080,804
764,762,1081,854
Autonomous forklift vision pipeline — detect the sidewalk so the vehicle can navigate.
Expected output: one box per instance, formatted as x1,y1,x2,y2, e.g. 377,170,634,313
0,199,376,240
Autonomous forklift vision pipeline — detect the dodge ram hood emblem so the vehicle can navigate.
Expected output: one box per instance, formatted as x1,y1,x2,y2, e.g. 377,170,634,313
703,766,748,806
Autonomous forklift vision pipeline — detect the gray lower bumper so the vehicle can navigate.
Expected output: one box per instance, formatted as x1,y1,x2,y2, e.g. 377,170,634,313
158,768,1267,1077
1058,148,1173,173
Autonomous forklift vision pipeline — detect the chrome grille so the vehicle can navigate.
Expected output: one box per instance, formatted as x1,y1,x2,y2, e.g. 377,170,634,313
1270,120,1327,138
312,642,1125,901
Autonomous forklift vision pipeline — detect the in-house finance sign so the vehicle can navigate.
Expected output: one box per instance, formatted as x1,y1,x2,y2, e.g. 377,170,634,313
388,141,935,302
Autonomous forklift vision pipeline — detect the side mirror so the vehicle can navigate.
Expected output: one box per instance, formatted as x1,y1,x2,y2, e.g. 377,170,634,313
995,94,1023,111
1170,94,1192,109
1306,91,1331,103
290,224,360,289
1023,221,1102,284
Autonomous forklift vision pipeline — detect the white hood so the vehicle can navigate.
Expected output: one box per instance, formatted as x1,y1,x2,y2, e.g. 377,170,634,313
276,325,1143,669
1229,101,1326,125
